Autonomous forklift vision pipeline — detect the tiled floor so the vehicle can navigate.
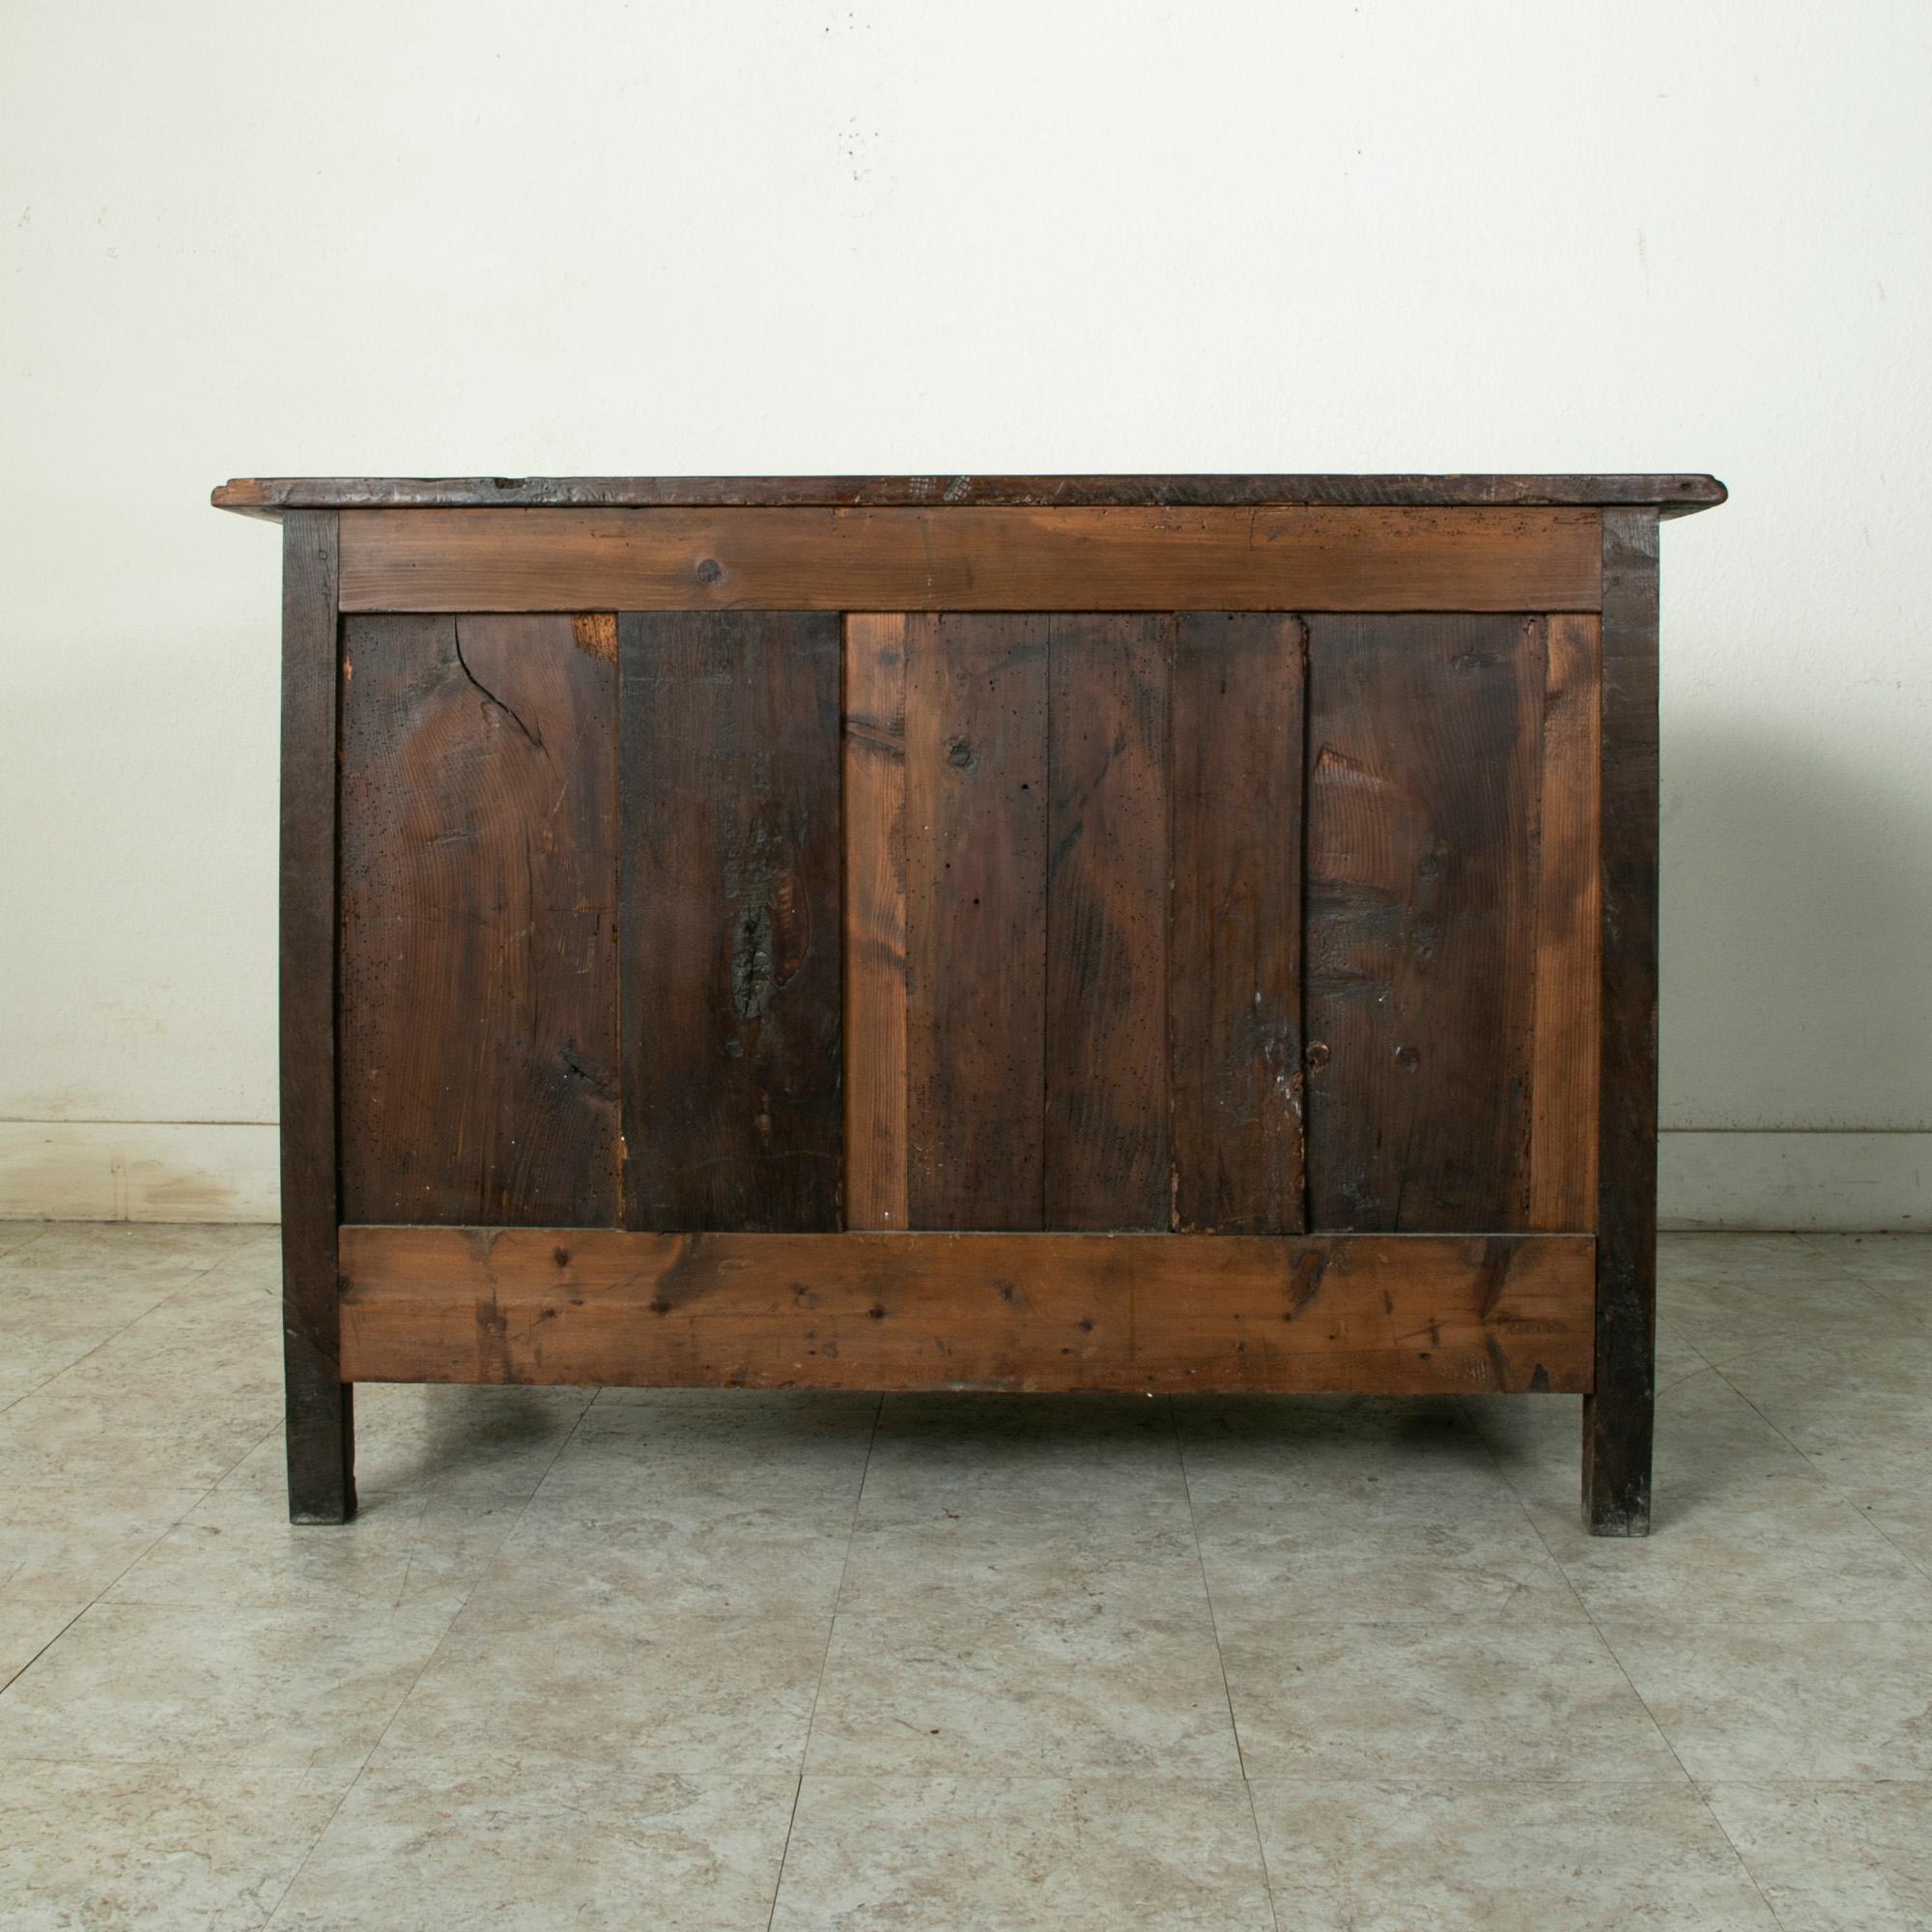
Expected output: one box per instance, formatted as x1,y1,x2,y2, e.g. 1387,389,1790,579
0,1224,1928,1929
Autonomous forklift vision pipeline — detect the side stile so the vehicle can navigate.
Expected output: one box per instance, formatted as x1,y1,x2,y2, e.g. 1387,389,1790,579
279,508,354,1522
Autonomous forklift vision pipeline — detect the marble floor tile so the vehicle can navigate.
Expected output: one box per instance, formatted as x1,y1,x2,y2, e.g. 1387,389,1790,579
0,1221,251,1283
1174,1393,1504,1500
838,1487,1208,1619
1702,1780,1932,1932
266,1754,797,1932
464,1486,856,1619
1604,1618,1932,1781
0,1753,348,1932
0,1221,48,1257
382,1605,827,1773
809,1603,1239,1777
1658,1242,1925,1366
1801,1232,1932,1294
545,1389,878,1504
0,1600,452,1771
1250,1778,1776,1931
1717,1337,1932,1496
1189,1483,1576,1626
1220,1610,1682,1782
772,1776,1275,1932
0,1592,86,1690
105,1483,523,1617
1,1482,206,1603
0,1374,279,1492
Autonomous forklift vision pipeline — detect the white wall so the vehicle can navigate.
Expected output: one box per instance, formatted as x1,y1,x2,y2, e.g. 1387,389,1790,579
3,0,1928,1225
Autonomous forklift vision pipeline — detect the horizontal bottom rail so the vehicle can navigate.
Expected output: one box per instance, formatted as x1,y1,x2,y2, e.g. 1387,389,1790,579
337,1228,1594,1396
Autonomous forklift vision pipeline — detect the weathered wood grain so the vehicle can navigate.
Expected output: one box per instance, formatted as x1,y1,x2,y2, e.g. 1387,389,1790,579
618,611,842,1231
1304,614,1544,1232
904,615,1050,1228
1584,511,1662,1534
217,472,1728,517
336,614,620,1228
1045,615,1173,1228
843,614,909,1231
338,1225,1597,1395
279,510,354,1522
1530,614,1603,1230
334,506,1604,612
1169,614,1308,1233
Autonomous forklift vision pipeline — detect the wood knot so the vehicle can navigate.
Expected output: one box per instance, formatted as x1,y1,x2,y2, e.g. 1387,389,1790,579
946,736,974,768
1304,1041,1330,1070
696,557,723,584
1395,1044,1420,1071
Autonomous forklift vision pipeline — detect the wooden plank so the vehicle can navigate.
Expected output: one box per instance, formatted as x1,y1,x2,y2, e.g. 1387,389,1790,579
217,473,1729,518
843,614,909,1230
1584,511,1662,1535
904,615,1050,1228
1529,614,1603,1230
339,1225,1597,1396
278,508,354,1522
1304,614,1544,1232
619,611,842,1231
1169,614,1307,1233
335,506,1604,613
337,613,620,1227
1045,614,1173,1228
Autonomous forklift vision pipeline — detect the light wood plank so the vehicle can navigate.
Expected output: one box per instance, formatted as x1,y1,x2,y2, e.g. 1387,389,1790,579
339,1226,1597,1395
337,506,1604,612
1529,614,1603,1230
843,614,909,1229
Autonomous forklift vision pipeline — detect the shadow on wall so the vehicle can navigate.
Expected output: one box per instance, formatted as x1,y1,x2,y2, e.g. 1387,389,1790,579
1660,716,1932,1134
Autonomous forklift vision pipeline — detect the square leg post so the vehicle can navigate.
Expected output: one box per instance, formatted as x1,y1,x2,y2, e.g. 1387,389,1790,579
1583,507,1660,1533
281,508,355,1521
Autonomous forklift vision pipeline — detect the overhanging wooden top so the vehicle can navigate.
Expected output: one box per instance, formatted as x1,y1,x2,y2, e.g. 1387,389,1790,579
213,472,1727,521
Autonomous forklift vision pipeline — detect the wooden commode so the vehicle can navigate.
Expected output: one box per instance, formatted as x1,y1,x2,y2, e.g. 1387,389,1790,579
213,471,1724,1533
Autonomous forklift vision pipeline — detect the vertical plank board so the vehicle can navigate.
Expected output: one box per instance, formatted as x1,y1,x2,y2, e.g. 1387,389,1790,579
1044,614,1173,1228
1304,613,1544,1231
1529,614,1603,1230
844,614,909,1230
279,508,354,1522
1169,614,1307,1233
1584,510,1661,1534
905,614,1050,1228
619,611,842,1231
338,614,621,1227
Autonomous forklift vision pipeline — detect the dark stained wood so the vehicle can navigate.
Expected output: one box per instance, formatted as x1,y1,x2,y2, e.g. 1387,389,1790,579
904,614,1050,1229
332,506,1604,613
338,1225,1597,1395
843,614,909,1231
619,611,842,1231
337,614,620,1227
278,509,353,1522
1584,510,1662,1535
1530,614,1603,1230
1304,614,1544,1232
1169,614,1308,1233
1045,615,1173,1228
217,473,1728,518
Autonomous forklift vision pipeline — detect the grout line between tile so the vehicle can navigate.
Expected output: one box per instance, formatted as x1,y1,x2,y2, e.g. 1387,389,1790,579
767,1391,884,1929
1169,1397,1283,1932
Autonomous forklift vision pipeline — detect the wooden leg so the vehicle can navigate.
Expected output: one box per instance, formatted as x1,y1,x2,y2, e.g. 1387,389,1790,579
1582,1243,1654,1535
1585,507,1660,1536
284,1332,355,1523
